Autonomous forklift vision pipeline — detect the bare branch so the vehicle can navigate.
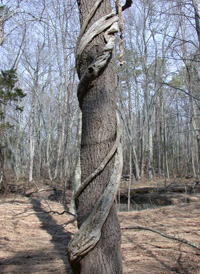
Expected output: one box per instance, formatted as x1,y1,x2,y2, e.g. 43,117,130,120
162,81,200,102
46,209,76,217
121,225,200,251
14,210,77,218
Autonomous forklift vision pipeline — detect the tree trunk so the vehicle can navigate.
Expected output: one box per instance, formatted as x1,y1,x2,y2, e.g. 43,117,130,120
53,7,69,180
68,1,123,273
46,21,53,182
0,102,5,187
192,0,200,47
140,103,145,177
70,112,82,214
132,146,140,181
164,106,169,179
29,91,36,183
148,121,154,180
128,145,132,211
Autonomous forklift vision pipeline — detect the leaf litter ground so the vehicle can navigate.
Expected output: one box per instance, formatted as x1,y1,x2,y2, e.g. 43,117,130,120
0,180,200,274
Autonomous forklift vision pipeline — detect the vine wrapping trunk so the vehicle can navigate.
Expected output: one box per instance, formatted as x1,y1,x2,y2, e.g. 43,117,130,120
67,0,124,273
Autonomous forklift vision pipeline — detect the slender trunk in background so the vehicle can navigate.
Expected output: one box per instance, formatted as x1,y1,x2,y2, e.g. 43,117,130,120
142,13,154,180
148,120,154,180
132,146,140,180
140,103,145,177
29,91,36,183
176,93,180,175
0,102,5,188
54,5,69,180
191,124,197,177
156,100,161,178
192,0,200,47
35,105,42,178
127,74,140,181
128,145,132,211
46,19,53,182
15,107,25,180
164,106,169,180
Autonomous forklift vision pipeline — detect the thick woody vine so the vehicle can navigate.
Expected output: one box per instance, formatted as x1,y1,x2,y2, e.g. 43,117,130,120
67,0,132,266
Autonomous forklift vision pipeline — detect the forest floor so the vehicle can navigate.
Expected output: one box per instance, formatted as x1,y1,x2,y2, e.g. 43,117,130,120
0,178,200,274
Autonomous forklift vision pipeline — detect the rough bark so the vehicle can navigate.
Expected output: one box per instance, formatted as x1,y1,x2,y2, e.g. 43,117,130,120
68,1,123,273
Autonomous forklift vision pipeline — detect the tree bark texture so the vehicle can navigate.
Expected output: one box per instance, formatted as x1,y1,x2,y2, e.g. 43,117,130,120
68,1,123,273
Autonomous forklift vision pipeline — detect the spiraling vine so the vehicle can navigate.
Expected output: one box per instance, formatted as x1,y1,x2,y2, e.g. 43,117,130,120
68,0,132,266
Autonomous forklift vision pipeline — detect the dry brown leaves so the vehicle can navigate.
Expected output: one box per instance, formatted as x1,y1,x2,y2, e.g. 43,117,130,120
0,194,200,274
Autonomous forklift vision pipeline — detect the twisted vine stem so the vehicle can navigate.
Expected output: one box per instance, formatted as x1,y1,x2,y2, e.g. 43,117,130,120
67,0,123,265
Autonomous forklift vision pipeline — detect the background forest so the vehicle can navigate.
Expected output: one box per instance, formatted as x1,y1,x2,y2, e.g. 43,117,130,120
0,0,200,191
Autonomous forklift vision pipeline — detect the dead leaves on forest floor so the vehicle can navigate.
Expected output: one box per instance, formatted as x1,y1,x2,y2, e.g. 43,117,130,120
0,194,200,274
119,201,200,274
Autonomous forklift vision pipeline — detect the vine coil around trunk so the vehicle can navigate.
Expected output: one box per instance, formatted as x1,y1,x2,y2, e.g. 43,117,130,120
67,0,123,265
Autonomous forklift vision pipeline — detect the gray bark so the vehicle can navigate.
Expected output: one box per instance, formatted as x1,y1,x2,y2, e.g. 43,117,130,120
68,1,123,273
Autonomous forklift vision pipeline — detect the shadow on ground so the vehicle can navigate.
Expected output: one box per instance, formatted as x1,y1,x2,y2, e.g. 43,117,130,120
30,198,73,273
0,198,73,274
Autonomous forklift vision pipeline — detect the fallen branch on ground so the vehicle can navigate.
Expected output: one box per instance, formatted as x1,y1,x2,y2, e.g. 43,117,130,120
121,225,200,251
46,210,76,217
14,209,76,218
